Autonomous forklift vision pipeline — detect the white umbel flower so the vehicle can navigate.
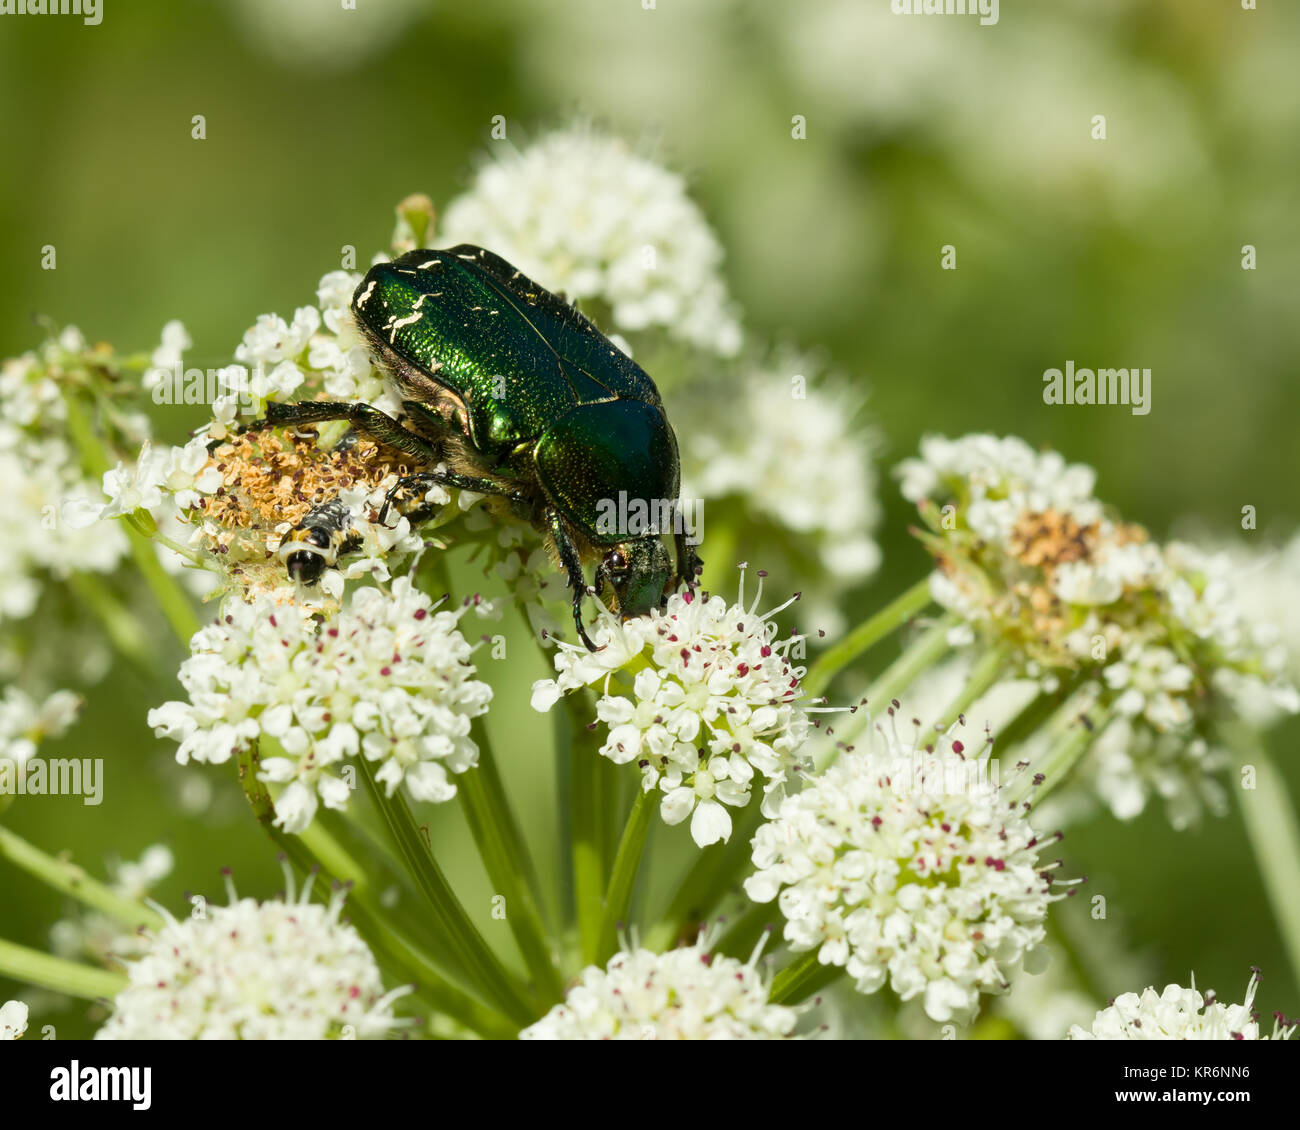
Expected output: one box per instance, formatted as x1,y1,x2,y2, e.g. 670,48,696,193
1067,971,1296,1040
147,578,492,833
0,1000,28,1040
521,938,799,1040
209,271,399,434
52,846,174,966
310,270,390,405
895,433,1298,827
0,687,81,767
96,870,409,1040
531,573,813,847
0,342,132,620
1203,533,1300,725
231,0,425,69
898,433,1102,544
746,721,1061,1025
63,437,223,530
440,126,742,356
682,350,881,634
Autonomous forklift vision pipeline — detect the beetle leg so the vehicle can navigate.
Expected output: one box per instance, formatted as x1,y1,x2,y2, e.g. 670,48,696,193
547,509,601,652
238,400,442,463
397,399,464,447
674,529,704,592
375,468,519,525
378,473,441,528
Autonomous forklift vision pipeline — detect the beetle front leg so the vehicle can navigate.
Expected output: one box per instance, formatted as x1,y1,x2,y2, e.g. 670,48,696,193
674,529,704,592
547,509,600,651
234,400,441,463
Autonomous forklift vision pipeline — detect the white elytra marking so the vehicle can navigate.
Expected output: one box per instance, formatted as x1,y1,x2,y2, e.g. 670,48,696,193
356,280,377,307
418,259,440,270
387,311,423,342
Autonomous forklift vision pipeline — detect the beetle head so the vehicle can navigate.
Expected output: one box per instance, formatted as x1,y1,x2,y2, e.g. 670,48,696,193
595,536,673,619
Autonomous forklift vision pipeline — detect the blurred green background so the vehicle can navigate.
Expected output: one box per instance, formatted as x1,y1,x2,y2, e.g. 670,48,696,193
2,0,1298,1036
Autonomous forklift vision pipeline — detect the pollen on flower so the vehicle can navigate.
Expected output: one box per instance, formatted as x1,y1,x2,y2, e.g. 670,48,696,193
201,429,389,532
193,428,432,591
896,432,1299,827
96,866,411,1040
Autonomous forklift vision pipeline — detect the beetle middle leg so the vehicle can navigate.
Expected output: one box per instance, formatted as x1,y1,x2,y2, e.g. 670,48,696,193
377,470,533,528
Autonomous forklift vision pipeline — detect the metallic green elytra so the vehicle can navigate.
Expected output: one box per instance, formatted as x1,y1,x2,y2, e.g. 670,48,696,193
271,244,701,649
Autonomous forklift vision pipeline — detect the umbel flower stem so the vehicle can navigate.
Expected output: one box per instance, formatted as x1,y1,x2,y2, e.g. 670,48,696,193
988,675,1080,755
1007,691,1110,807
314,807,461,951
595,785,655,965
864,615,958,712
0,823,164,932
415,561,562,999
61,391,200,642
644,803,764,953
549,683,576,925
236,746,518,1039
937,646,1008,728
713,902,775,960
121,514,202,643
0,937,126,1003
301,831,517,1039
814,615,957,770
768,948,843,1005
566,690,610,964
1226,724,1300,989
356,756,538,1027
458,718,565,1002
803,577,933,698
65,572,159,678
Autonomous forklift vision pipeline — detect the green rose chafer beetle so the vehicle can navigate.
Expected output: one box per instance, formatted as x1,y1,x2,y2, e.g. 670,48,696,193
265,244,702,650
